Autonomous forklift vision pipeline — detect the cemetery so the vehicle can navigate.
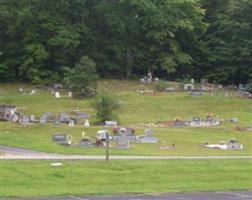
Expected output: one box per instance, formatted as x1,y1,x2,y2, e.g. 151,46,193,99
0,80,252,198
1,1,252,198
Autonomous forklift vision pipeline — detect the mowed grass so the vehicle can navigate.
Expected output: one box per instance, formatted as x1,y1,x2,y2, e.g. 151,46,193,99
0,81,252,198
0,80,252,156
1,160,252,198
1,123,252,156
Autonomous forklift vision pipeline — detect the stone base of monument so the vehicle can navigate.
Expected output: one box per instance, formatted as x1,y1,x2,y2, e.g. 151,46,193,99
112,135,136,142
79,138,94,148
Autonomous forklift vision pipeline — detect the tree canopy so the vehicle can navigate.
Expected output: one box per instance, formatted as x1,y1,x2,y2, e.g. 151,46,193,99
0,0,251,84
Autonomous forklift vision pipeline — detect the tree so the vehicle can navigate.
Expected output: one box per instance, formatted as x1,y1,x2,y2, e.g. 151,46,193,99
64,56,99,97
92,93,121,124
201,0,252,84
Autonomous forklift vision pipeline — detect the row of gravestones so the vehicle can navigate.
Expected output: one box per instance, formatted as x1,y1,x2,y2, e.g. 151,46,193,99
172,116,221,128
40,112,90,127
18,87,73,98
52,128,158,149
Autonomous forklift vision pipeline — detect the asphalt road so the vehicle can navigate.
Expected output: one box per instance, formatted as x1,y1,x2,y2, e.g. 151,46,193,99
2,191,252,200
1,145,252,160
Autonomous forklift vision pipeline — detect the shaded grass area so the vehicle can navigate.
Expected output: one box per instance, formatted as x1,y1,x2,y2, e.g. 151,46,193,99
1,160,251,198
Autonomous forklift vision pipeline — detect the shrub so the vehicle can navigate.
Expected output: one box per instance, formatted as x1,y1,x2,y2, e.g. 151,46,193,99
154,80,169,92
92,93,121,124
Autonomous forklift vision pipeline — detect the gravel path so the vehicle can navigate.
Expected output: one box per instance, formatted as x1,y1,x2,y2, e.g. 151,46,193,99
1,145,252,160
3,191,252,200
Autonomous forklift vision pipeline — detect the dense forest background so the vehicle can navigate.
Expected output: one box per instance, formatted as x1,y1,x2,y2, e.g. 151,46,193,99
0,0,251,85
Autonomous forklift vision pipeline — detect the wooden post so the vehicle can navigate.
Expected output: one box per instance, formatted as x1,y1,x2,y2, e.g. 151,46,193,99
105,132,109,161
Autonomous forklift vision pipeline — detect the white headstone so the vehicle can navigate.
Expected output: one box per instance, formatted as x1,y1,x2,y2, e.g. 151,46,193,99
55,92,61,98
191,78,195,84
84,119,90,127
29,89,36,95
68,120,74,127
68,91,72,98
30,115,35,121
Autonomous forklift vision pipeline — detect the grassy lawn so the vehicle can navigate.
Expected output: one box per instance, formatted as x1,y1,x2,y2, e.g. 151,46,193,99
1,160,252,198
0,80,251,156
0,80,252,197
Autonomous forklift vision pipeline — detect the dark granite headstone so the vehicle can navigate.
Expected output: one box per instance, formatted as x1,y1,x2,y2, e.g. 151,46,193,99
52,133,72,145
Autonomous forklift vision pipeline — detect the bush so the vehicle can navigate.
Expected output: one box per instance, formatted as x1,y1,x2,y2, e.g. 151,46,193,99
64,56,99,97
154,80,169,92
92,93,121,124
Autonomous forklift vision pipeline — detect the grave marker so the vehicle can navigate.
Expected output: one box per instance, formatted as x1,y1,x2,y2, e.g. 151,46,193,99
84,119,90,127
55,92,61,98
116,135,130,149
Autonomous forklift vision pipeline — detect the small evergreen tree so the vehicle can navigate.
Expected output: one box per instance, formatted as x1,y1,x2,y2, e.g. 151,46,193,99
64,56,99,97
92,93,121,124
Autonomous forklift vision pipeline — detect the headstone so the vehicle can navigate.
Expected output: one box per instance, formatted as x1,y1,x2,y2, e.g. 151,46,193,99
116,135,130,149
136,128,158,143
230,117,239,123
184,84,195,91
54,120,60,125
19,88,23,92
40,117,46,124
68,119,75,127
52,133,72,146
29,115,35,122
225,92,229,97
80,138,93,147
58,112,70,123
226,139,243,150
172,120,186,128
165,87,176,92
79,132,93,147
105,120,117,126
147,72,152,82
55,92,61,98
72,108,79,113
29,89,36,95
191,117,200,126
191,91,203,96
84,119,90,127
238,84,244,91
191,78,195,84
68,91,72,98
20,116,29,126
144,128,153,137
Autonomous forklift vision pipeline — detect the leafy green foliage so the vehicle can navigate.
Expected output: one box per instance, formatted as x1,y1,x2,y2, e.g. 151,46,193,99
0,0,251,85
92,93,121,124
154,80,170,92
64,56,99,97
